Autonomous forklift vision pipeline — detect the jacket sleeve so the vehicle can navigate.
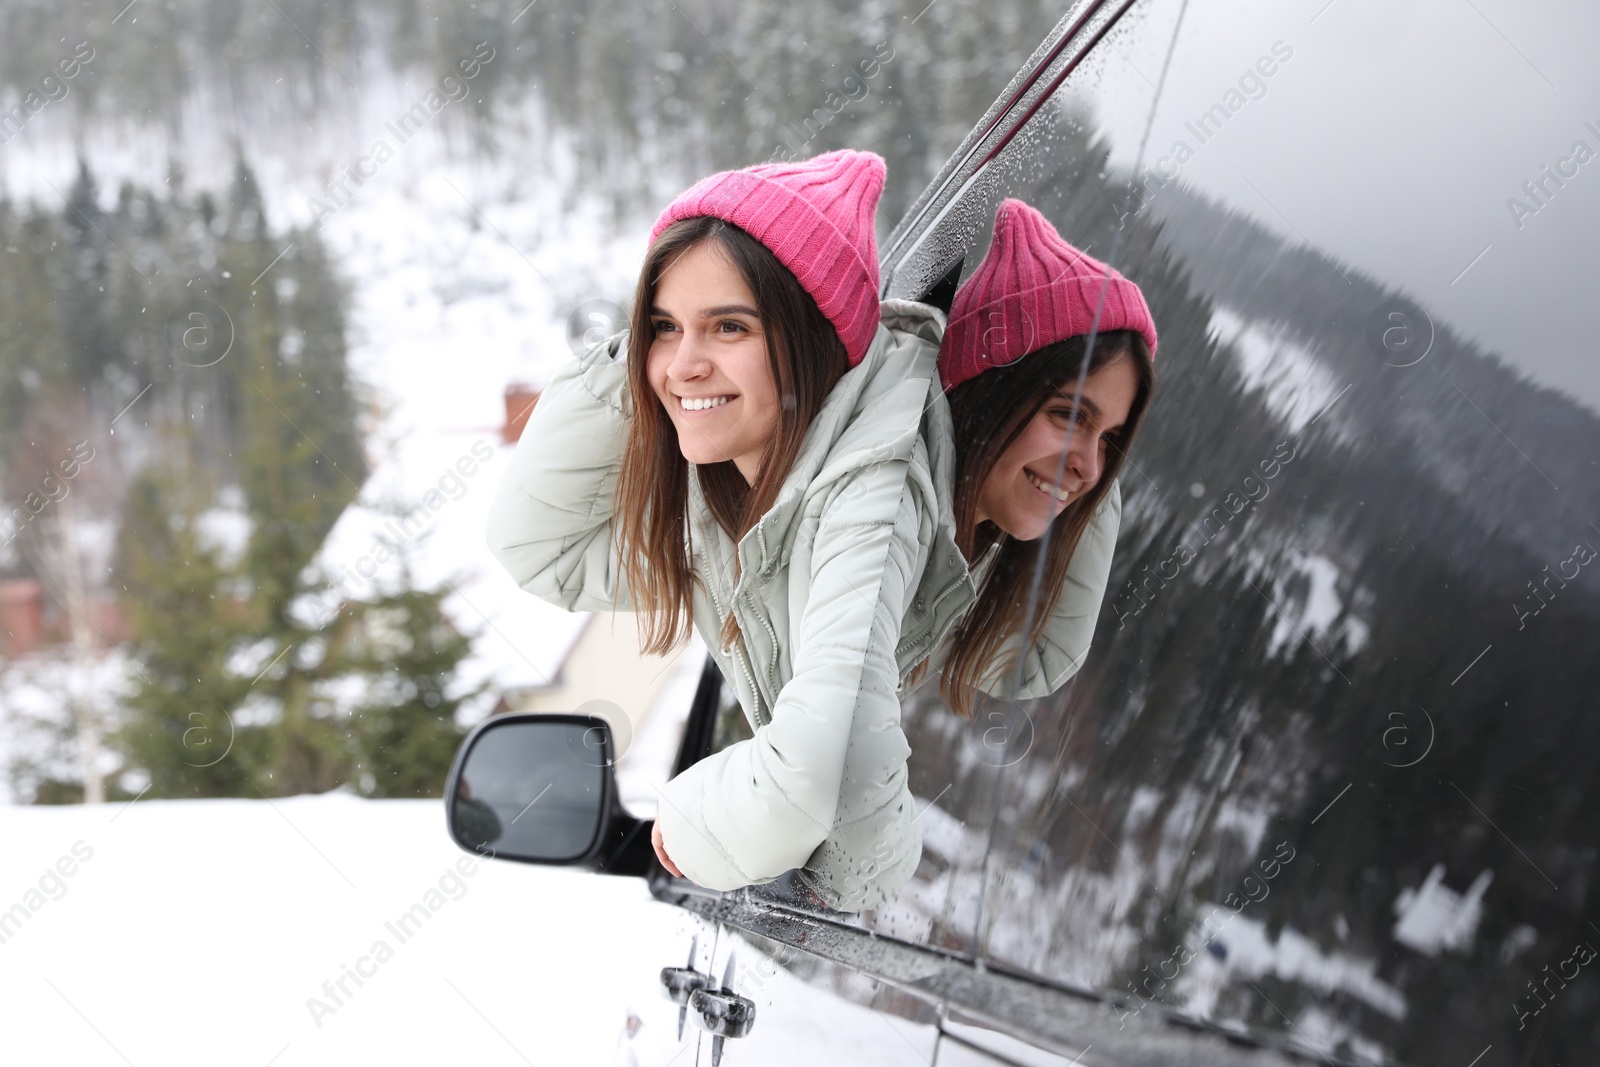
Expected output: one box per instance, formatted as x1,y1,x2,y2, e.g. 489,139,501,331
655,446,925,890
950,478,1123,701
484,332,635,613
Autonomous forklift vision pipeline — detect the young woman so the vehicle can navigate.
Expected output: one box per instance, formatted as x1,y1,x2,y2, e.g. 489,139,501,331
485,150,946,912
898,198,1158,717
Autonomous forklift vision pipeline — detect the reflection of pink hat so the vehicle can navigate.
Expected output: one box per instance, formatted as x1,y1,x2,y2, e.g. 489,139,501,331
650,150,886,367
940,199,1158,391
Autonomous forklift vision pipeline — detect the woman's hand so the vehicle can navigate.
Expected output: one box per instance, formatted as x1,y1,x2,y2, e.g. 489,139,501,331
651,819,686,879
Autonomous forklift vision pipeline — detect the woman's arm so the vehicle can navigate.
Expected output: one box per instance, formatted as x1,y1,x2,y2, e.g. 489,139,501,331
484,332,634,612
654,454,928,891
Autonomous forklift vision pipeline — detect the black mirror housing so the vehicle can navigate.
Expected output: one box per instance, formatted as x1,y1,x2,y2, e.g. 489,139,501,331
443,713,656,877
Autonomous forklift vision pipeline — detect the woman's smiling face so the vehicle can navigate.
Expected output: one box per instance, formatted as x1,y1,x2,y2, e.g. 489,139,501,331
646,241,780,484
975,353,1138,541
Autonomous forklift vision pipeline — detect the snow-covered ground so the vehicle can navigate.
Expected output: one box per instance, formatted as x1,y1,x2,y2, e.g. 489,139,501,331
2,793,970,1066
0,793,696,1065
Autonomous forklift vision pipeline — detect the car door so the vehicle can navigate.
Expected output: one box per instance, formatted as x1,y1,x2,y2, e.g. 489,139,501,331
660,666,943,1065
697,919,943,1066
612,910,721,1067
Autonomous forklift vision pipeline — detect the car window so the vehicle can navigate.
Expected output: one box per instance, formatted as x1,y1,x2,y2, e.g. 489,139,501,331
709,672,756,755
873,0,1600,1063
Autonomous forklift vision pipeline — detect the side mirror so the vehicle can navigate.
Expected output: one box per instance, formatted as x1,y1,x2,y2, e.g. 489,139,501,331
443,713,655,876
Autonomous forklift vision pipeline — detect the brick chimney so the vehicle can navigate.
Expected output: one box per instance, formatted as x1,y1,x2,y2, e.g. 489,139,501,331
502,383,541,445
0,579,45,658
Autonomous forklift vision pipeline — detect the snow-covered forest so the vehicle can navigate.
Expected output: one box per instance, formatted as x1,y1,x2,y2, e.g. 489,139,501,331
3,1,1599,1064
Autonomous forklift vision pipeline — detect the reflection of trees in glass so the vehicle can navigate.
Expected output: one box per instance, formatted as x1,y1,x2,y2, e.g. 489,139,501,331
1150,180,1600,568
885,109,1600,1065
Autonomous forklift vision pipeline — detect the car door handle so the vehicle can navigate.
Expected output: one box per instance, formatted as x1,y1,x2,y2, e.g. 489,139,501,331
659,965,714,1006
660,966,716,1041
687,986,756,1038
659,935,716,1040
685,948,756,1066
690,985,756,1067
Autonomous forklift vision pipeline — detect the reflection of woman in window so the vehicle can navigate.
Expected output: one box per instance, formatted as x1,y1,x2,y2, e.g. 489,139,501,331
902,199,1158,717
486,150,944,911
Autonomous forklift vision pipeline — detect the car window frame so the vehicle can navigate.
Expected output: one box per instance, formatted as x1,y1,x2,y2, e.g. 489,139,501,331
879,0,1143,304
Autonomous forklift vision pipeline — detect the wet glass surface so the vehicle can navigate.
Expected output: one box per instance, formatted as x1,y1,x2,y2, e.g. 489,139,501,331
872,2,1600,1063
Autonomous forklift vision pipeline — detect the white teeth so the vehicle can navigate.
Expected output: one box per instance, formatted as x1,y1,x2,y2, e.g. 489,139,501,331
1026,469,1072,502
680,395,731,411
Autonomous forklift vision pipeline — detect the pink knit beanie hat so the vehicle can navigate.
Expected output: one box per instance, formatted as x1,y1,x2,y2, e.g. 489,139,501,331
649,149,886,367
940,199,1158,391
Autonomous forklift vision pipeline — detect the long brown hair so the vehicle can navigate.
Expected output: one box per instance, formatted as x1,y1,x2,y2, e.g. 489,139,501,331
928,329,1155,718
614,216,850,654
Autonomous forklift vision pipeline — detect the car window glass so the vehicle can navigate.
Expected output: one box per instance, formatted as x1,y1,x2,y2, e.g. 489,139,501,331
876,0,1600,1062
709,673,756,755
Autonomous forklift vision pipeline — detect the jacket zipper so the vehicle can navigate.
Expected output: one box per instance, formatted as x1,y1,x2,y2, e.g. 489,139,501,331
700,521,769,730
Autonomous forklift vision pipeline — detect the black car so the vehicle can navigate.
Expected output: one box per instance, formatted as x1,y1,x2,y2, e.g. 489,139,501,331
448,2,1600,1064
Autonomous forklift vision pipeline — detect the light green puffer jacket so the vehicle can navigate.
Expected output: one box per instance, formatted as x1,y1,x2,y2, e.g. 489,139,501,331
486,299,948,912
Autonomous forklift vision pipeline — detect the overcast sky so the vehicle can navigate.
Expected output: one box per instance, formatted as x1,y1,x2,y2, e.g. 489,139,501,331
1071,0,1600,410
